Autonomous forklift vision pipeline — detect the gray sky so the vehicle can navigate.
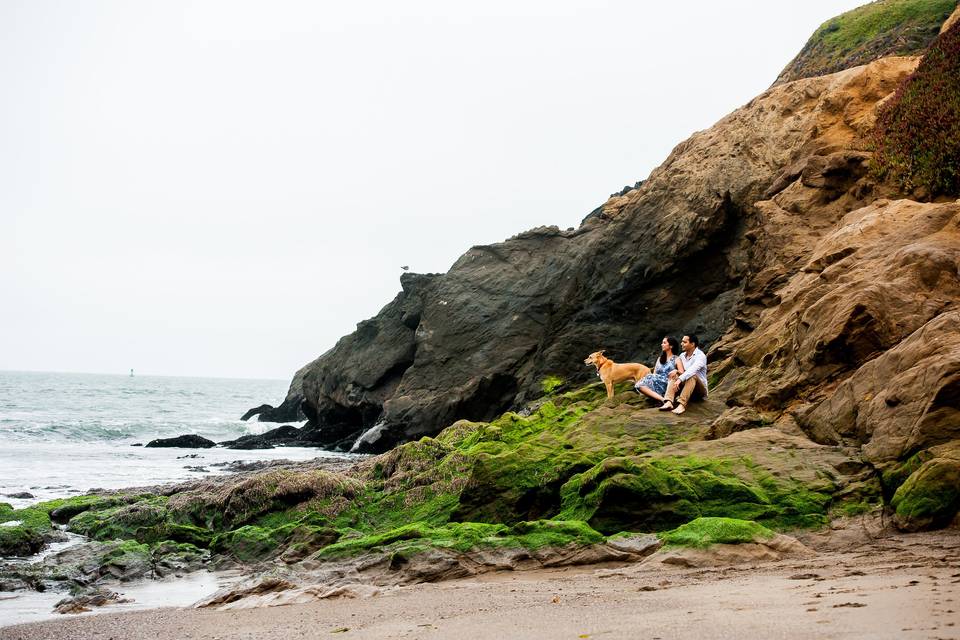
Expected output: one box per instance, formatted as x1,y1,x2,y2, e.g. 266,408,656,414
1,0,865,380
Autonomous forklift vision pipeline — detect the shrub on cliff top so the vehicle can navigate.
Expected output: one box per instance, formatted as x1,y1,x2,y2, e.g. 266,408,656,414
814,0,954,51
775,0,955,84
871,19,960,196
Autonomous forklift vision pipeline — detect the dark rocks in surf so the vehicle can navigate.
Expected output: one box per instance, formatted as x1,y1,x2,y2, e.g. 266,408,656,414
3,492,35,500
220,425,303,450
145,435,217,449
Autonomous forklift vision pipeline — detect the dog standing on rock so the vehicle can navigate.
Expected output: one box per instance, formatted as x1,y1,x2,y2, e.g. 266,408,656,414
584,351,651,399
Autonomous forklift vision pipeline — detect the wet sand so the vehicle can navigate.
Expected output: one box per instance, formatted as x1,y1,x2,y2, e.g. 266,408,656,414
3,528,958,640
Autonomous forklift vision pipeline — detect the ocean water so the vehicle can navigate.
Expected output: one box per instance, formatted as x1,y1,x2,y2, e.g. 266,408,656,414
0,370,340,509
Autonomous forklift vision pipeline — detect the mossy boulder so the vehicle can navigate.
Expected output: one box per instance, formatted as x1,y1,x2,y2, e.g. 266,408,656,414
68,497,170,542
1,495,150,557
892,442,960,531
39,539,153,585
558,429,879,534
212,521,339,563
5,378,897,573
445,394,702,524
167,469,361,531
0,504,55,557
315,519,605,561
42,495,125,523
658,517,775,549
151,541,210,577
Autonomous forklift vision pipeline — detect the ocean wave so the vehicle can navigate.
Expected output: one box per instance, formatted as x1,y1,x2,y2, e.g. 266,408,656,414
0,371,289,444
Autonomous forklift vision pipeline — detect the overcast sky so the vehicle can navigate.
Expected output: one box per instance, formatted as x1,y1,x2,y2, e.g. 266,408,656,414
1,0,866,380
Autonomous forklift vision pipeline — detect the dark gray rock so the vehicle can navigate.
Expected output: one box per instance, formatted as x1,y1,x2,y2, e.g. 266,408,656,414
260,181,749,453
54,588,132,614
220,425,303,450
4,491,35,499
241,366,310,423
145,435,217,449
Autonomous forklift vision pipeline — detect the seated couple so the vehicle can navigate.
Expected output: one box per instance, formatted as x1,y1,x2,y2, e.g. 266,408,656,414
634,334,707,415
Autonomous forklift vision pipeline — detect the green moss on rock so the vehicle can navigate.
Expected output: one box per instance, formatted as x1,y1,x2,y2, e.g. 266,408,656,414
40,494,125,523
558,452,833,535
447,397,699,524
68,497,170,542
167,469,361,531
316,519,604,561
892,457,960,530
0,505,53,556
211,515,340,562
541,375,565,394
659,517,775,548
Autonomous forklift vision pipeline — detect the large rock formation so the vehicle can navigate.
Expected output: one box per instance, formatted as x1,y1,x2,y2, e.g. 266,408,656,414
254,51,936,454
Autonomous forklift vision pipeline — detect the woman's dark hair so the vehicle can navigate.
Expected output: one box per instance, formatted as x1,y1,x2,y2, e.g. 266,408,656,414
659,336,680,364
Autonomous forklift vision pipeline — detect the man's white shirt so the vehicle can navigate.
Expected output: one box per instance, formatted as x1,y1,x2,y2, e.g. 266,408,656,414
677,347,708,395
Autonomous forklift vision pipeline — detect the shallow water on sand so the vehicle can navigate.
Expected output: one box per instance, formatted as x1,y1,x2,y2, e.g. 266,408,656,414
0,569,242,627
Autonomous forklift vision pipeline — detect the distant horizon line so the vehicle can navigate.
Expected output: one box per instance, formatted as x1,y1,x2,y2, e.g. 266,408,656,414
0,368,288,383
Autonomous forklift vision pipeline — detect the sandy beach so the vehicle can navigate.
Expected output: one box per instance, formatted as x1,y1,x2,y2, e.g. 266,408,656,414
3,526,957,640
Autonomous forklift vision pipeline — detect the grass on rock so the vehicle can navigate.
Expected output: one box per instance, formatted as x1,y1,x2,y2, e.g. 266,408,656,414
659,517,775,549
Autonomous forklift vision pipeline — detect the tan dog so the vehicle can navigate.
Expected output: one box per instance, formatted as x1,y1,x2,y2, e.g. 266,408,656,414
584,351,651,399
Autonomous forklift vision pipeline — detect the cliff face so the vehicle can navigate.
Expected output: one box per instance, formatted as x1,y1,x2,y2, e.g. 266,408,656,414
253,9,959,461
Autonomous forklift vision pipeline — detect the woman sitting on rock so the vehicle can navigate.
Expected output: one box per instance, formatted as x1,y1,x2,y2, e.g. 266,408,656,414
634,336,683,404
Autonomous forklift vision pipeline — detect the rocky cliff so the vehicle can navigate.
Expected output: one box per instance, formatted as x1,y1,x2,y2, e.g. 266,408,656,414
251,7,959,466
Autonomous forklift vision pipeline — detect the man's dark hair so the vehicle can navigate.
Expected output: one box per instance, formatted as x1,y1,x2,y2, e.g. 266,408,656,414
686,334,700,348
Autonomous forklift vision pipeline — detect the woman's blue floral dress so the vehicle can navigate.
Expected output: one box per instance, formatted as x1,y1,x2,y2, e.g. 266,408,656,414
635,355,677,396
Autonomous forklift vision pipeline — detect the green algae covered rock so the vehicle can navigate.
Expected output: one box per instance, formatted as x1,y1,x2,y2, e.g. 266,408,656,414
315,519,605,561
558,429,879,534
0,504,53,556
212,522,339,562
892,442,960,531
659,517,776,549
445,392,702,524
66,496,214,548
0,494,152,557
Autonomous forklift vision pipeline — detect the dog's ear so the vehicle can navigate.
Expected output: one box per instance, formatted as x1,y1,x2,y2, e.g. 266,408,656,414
599,350,605,356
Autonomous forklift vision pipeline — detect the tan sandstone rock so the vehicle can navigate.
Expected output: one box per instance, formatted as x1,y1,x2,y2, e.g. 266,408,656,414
649,533,814,568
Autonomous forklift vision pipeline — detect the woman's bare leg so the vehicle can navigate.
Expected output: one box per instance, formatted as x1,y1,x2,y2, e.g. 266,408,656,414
635,384,665,403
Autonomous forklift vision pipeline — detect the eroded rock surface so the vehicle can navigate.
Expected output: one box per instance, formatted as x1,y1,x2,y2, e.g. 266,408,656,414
255,56,925,454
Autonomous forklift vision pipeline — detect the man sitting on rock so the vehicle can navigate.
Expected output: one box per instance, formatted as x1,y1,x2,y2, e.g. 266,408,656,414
660,334,707,415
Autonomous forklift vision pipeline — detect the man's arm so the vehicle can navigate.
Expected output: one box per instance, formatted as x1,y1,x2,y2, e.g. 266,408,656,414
678,351,706,382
